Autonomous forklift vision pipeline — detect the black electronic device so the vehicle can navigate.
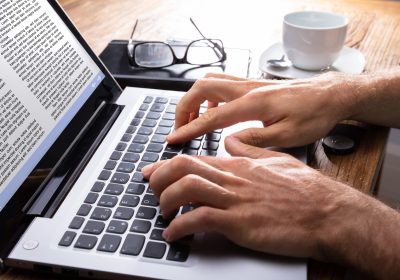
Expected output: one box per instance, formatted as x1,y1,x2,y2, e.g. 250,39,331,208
322,124,366,155
99,40,251,91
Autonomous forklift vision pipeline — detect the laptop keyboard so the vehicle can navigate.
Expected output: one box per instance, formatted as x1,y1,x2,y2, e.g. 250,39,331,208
58,95,222,263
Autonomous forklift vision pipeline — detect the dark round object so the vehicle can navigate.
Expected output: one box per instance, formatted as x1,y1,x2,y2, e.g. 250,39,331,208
322,135,355,154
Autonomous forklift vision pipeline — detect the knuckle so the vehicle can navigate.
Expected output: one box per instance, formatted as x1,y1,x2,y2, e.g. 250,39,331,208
171,154,193,170
180,174,202,194
201,107,218,122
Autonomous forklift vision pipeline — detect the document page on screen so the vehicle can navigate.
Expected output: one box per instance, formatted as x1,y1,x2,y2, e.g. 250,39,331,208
0,0,105,211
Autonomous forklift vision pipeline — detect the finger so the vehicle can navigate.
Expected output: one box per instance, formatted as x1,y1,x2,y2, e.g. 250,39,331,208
224,135,284,159
148,155,237,197
141,160,167,179
159,174,235,219
204,72,248,81
175,78,250,129
168,96,260,144
162,206,230,242
228,124,291,148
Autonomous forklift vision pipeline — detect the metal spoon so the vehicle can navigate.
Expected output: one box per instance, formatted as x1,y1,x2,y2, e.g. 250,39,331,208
266,54,291,68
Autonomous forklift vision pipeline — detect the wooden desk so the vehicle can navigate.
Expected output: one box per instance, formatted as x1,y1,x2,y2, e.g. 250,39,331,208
2,0,400,279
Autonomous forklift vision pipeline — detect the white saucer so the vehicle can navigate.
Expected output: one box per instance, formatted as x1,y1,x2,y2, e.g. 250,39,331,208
259,42,365,79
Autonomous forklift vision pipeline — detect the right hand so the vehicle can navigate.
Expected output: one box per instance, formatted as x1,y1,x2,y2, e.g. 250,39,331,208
167,72,359,147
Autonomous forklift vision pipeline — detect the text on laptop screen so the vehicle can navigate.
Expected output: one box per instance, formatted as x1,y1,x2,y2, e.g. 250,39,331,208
0,0,105,211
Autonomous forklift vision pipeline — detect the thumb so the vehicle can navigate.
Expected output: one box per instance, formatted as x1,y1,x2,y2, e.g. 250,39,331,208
224,135,282,159
229,125,284,148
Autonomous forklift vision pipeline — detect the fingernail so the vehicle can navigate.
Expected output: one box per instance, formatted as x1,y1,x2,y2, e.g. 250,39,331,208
163,227,171,242
141,164,153,177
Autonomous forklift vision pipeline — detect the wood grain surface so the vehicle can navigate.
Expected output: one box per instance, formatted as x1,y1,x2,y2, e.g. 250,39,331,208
2,0,400,279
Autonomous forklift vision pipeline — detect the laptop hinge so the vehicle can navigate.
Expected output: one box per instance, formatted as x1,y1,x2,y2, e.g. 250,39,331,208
23,102,123,217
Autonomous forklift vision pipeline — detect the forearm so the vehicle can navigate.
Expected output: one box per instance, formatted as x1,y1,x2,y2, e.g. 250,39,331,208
344,67,400,128
320,188,400,279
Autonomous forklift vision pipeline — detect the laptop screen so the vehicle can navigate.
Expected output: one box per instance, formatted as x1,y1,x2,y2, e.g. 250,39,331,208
0,1,119,212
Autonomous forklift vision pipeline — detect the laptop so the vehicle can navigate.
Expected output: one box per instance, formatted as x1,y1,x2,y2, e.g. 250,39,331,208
0,1,307,279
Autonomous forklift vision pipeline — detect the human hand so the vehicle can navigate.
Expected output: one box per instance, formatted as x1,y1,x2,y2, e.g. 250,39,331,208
141,136,362,260
167,72,359,147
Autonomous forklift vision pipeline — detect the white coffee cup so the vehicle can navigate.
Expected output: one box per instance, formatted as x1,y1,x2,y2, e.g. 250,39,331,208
283,11,348,71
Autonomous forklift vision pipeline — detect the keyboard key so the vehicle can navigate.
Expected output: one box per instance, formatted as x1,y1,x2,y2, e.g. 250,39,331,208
146,144,163,153
135,111,145,119
98,170,111,180
142,119,157,127
117,162,135,173
131,118,141,126
77,204,92,216
182,149,198,156
83,220,105,235
128,143,145,153
159,120,174,127
165,105,176,113
137,161,152,172
110,151,122,160
115,142,127,151
205,133,221,142
213,129,223,133
126,125,137,134
146,186,154,194
150,103,165,112
169,98,179,105
155,127,171,135
107,220,128,234
143,241,166,259
104,160,117,170
120,195,140,207
122,153,140,163
162,113,175,120
142,152,159,163
185,140,201,150
146,112,161,120
151,134,166,144
84,192,99,204
155,97,168,104
114,207,134,220
139,103,149,111
150,229,164,241
121,133,133,142
69,216,85,229
98,195,118,208
142,194,159,206
131,172,146,183
120,234,145,256
126,183,145,195
136,206,157,219
97,234,122,253
195,135,204,141
165,144,183,153
155,215,170,228
105,183,124,195
111,172,130,184
144,96,153,103
91,207,112,221
200,150,217,156
132,135,149,144
202,141,219,151
91,181,105,192
59,231,76,247
161,152,178,160
181,204,195,214
130,219,151,233
137,127,153,136
167,244,190,262
74,234,98,250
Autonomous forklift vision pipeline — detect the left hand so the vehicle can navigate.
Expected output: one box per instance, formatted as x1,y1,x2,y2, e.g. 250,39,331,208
141,136,363,260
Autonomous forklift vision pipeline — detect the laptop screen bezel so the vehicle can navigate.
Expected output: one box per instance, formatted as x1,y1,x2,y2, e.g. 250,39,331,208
0,0,123,257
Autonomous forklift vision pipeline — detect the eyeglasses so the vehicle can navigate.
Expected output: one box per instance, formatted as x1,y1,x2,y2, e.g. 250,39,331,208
127,18,227,69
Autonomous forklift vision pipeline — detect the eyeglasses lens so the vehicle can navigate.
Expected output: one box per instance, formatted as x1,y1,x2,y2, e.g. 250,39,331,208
134,42,174,68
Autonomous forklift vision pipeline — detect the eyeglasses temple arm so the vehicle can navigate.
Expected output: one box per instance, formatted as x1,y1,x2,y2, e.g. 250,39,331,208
129,19,139,42
189,17,227,60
